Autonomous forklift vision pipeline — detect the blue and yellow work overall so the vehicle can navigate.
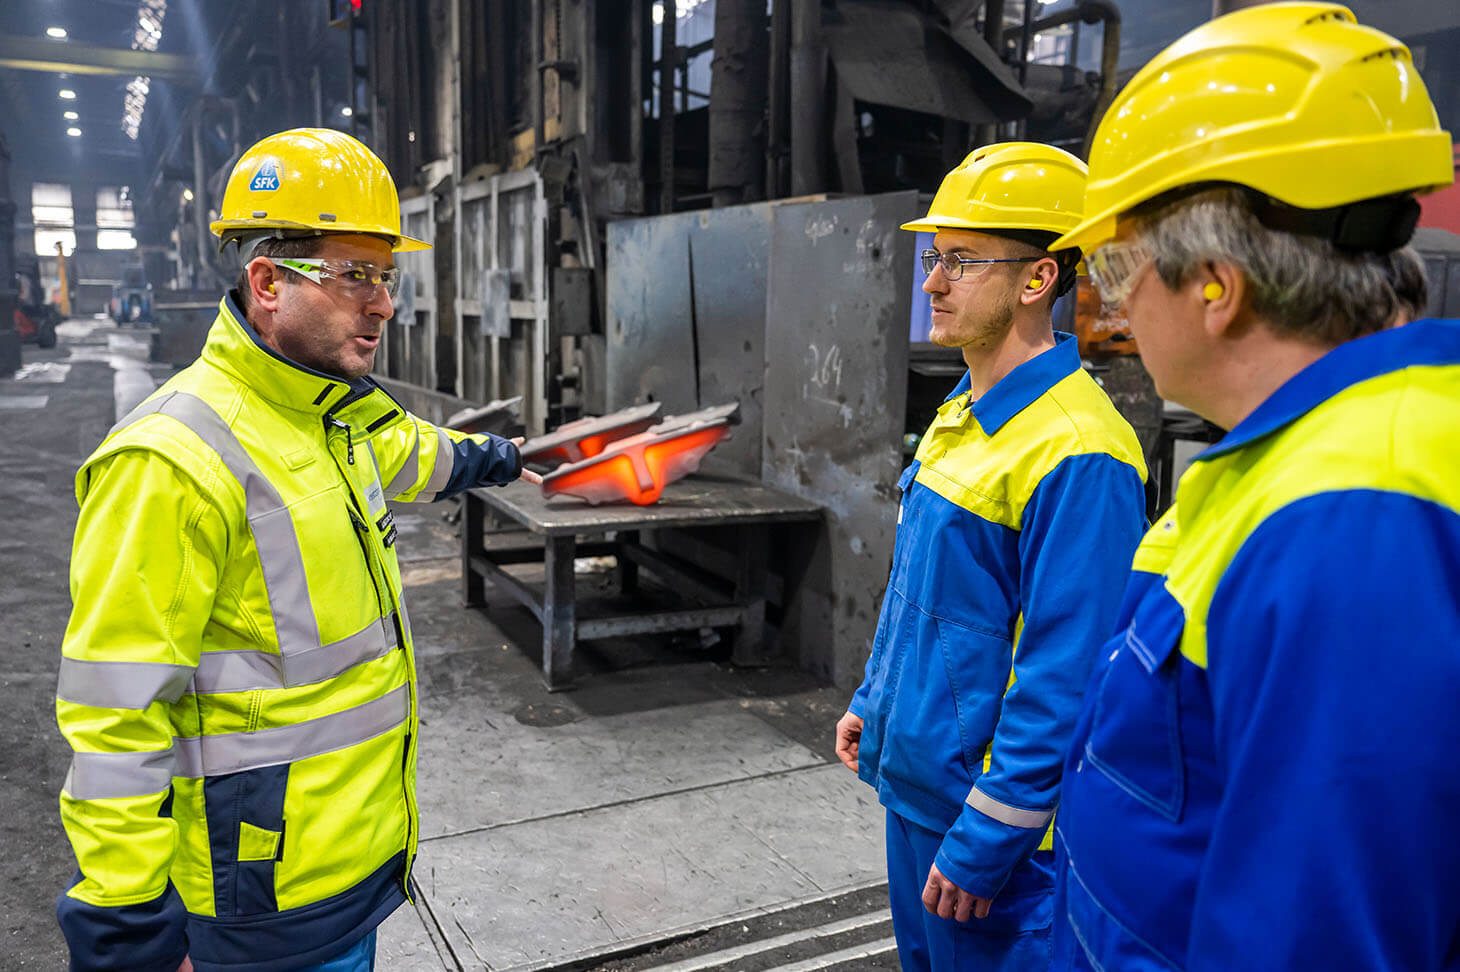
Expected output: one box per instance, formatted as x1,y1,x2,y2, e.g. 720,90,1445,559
851,332,1148,971
55,295,520,972
1052,319,1460,972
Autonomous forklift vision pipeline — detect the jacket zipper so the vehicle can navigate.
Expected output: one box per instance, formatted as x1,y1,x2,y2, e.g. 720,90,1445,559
328,416,355,465
345,502,389,616
329,404,416,893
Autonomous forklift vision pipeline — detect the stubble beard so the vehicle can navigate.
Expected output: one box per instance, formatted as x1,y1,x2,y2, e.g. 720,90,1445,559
933,290,1016,352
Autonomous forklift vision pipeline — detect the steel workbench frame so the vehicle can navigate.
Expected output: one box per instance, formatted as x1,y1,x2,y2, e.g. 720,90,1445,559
460,476,824,690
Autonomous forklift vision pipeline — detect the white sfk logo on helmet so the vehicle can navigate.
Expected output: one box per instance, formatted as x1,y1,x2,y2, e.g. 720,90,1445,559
250,161,281,192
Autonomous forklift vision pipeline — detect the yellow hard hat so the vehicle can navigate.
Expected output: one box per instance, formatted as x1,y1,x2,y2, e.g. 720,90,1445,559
901,142,1088,242
210,128,430,252
1054,2,1454,254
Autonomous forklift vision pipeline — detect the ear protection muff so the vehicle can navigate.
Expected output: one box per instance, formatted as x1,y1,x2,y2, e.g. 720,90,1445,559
1203,282,1224,301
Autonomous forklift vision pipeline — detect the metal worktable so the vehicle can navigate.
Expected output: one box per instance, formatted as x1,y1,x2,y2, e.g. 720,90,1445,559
461,475,824,689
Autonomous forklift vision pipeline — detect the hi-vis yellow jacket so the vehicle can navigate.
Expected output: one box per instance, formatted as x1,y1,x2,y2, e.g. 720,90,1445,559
56,295,521,972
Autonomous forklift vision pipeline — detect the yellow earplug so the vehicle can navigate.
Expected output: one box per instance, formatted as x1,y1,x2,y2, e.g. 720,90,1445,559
268,283,276,294
1203,282,1224,301
1028,279,1042,290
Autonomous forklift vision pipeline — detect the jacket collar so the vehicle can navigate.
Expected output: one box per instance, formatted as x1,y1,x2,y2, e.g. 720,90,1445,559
202,293,404,429
1195,319,1460,462
947,330,1082,436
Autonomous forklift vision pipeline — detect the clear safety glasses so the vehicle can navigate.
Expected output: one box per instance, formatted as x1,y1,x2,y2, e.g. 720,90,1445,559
1085,238,1154,306
920,248,1039,282
269,257,403,301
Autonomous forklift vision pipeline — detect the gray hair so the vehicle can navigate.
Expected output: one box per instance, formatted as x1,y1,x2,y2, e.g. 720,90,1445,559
233,234,328,313
1133,188,1427,345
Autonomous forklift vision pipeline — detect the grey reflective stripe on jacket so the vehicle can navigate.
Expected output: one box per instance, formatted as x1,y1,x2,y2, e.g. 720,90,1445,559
191,612,400,694
56,659,194,710
114,392,323,679
382,424,420,499
63,747,176,801
424,427,453,497
173,684,409,778
109,391,400,690
965,785,1055,829
61,685,410,800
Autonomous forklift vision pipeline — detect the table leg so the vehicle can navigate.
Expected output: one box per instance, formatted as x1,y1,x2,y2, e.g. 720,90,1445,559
543,534,577,691
461,494,485,608
731,525,772,667
614,530,640,597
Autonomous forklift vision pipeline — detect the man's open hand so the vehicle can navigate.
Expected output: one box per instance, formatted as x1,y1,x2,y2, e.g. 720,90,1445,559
509,437,543,485
922,863,992,923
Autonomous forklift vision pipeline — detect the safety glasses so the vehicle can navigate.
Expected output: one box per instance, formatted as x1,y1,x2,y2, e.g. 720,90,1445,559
920,248,1039,282
269,257,403,301
1085,238,1153,306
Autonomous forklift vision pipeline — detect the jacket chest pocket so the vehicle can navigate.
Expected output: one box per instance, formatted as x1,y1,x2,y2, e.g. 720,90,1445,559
1083,585,1187,822
890,463,921,573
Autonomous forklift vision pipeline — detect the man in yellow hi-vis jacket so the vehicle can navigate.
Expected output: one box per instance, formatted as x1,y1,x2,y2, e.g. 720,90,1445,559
55,129,540,972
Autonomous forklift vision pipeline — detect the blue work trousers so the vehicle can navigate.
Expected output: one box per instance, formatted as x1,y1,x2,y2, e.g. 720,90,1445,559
297,929,377,972
886,809,1054,972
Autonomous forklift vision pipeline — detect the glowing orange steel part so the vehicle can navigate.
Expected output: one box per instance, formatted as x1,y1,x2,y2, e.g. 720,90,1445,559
518,403,663,466
542,425,731,505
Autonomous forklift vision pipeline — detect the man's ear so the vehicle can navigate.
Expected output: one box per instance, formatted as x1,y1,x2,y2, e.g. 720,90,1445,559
1019,256,1060,306
1198,261,1245,339
245,258,283,314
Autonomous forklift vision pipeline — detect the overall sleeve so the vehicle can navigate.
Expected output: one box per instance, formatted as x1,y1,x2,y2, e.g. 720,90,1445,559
1189,491,1460,972
935,452,1147,898
371,414,522,502
57,450,227,972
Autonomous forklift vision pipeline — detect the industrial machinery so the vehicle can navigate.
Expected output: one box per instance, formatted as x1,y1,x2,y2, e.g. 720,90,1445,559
13,255,58,348
108,264,153,325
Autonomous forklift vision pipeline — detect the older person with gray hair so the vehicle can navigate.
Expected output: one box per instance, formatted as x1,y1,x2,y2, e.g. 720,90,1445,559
1042,5,1460,972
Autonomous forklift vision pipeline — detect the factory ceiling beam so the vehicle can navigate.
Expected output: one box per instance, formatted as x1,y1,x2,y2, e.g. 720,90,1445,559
0,36,198,82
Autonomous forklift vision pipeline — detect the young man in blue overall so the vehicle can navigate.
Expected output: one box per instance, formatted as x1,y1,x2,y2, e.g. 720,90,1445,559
835,142,1149,971
1047,5,1460,970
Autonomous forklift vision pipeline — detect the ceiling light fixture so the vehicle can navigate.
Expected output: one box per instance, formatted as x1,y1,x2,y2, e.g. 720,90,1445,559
182,188,194,201
47,27,68,39
63,110,78,120
124,0,167,140
341,106,353,117
59,89,76,99
66,127,82,137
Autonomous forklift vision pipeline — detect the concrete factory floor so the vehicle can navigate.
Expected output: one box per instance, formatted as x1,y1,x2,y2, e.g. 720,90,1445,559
0,319,891,971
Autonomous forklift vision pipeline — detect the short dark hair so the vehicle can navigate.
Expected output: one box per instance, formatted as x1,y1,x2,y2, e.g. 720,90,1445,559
983,230,1078,301
234,234,327,314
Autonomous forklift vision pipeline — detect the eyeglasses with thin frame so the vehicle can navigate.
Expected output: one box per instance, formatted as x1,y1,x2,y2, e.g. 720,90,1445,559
1085,238,1153,306
920,248,1039,282
268,257,403,301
